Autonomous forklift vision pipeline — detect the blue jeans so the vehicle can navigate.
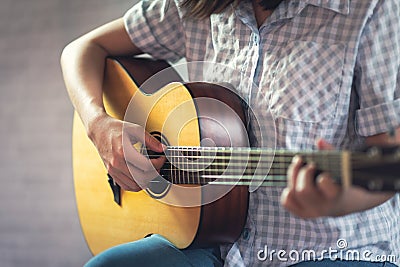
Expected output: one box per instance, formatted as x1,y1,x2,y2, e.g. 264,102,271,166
84,234,223,267
84,235,398,267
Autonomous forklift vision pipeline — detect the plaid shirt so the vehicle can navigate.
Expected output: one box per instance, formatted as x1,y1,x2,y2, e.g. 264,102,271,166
124,0,400,266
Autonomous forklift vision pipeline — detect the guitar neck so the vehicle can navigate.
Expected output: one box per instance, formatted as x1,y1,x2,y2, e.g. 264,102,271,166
160,147,350,187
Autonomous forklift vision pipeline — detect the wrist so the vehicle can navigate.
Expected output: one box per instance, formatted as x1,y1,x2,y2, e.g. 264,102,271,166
85,110,109,141
332,188,394,216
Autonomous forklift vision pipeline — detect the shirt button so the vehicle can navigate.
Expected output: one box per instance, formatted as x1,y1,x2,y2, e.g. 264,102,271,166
250,33,260,46
242,228,251,241
253,35,259,43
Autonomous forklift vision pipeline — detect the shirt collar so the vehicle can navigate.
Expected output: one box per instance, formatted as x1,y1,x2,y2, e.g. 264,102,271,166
235,0,350,30
291,0,350,15
275,0,350,22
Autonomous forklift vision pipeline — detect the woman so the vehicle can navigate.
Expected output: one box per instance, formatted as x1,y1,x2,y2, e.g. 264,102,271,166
61,0,400,266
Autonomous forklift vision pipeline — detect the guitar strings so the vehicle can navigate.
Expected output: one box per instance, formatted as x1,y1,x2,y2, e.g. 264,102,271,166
141,146,375,186
162,146,368,159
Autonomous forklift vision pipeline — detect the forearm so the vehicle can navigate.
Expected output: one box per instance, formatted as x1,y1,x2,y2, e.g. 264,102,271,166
61,39,108,134
332,187,394,217
60,18,143,135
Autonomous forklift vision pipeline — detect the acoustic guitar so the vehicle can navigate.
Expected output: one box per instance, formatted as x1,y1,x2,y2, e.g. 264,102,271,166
72,57,400,255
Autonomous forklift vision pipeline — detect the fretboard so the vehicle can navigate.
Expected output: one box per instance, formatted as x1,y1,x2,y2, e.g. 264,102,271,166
160,147,346,187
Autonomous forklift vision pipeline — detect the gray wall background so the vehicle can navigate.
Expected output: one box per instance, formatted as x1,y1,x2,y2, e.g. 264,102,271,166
0,0,139,266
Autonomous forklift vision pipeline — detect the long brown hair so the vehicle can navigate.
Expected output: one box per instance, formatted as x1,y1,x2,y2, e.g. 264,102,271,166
179,0,284,19
179,0,240,19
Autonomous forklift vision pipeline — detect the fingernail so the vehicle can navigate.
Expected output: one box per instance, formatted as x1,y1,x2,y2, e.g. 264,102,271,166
316,174,324,184
292,155,301,163
317,174,332,185
308,162,316,170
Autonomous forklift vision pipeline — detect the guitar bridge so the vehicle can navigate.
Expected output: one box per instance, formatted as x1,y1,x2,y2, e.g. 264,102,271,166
107,174,121,206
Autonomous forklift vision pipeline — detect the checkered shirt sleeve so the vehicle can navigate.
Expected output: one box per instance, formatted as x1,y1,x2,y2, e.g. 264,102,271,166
123,0,185,62
355,0,400,136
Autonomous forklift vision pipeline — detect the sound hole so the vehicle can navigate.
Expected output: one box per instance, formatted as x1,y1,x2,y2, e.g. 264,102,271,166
146,175,170,199
144,132,171,199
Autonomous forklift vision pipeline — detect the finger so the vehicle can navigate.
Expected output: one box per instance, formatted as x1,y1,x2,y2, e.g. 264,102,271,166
144,131,166,153
123,134,158,172
287,155,302,189
108,169,141,192
316,138,335,151
281,187,305,216
102,149,138,189
316,173,341,200
295,163,318,195
127,162,161,189
151,156,167,170
124,123,165,152
294,163,325,211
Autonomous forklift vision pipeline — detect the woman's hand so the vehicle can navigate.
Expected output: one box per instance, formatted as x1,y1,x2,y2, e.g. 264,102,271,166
281,139,342,218
281,139,393,219
88,114,166,192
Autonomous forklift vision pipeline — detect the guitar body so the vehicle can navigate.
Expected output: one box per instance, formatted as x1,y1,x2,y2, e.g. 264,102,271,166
73,58,249,255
